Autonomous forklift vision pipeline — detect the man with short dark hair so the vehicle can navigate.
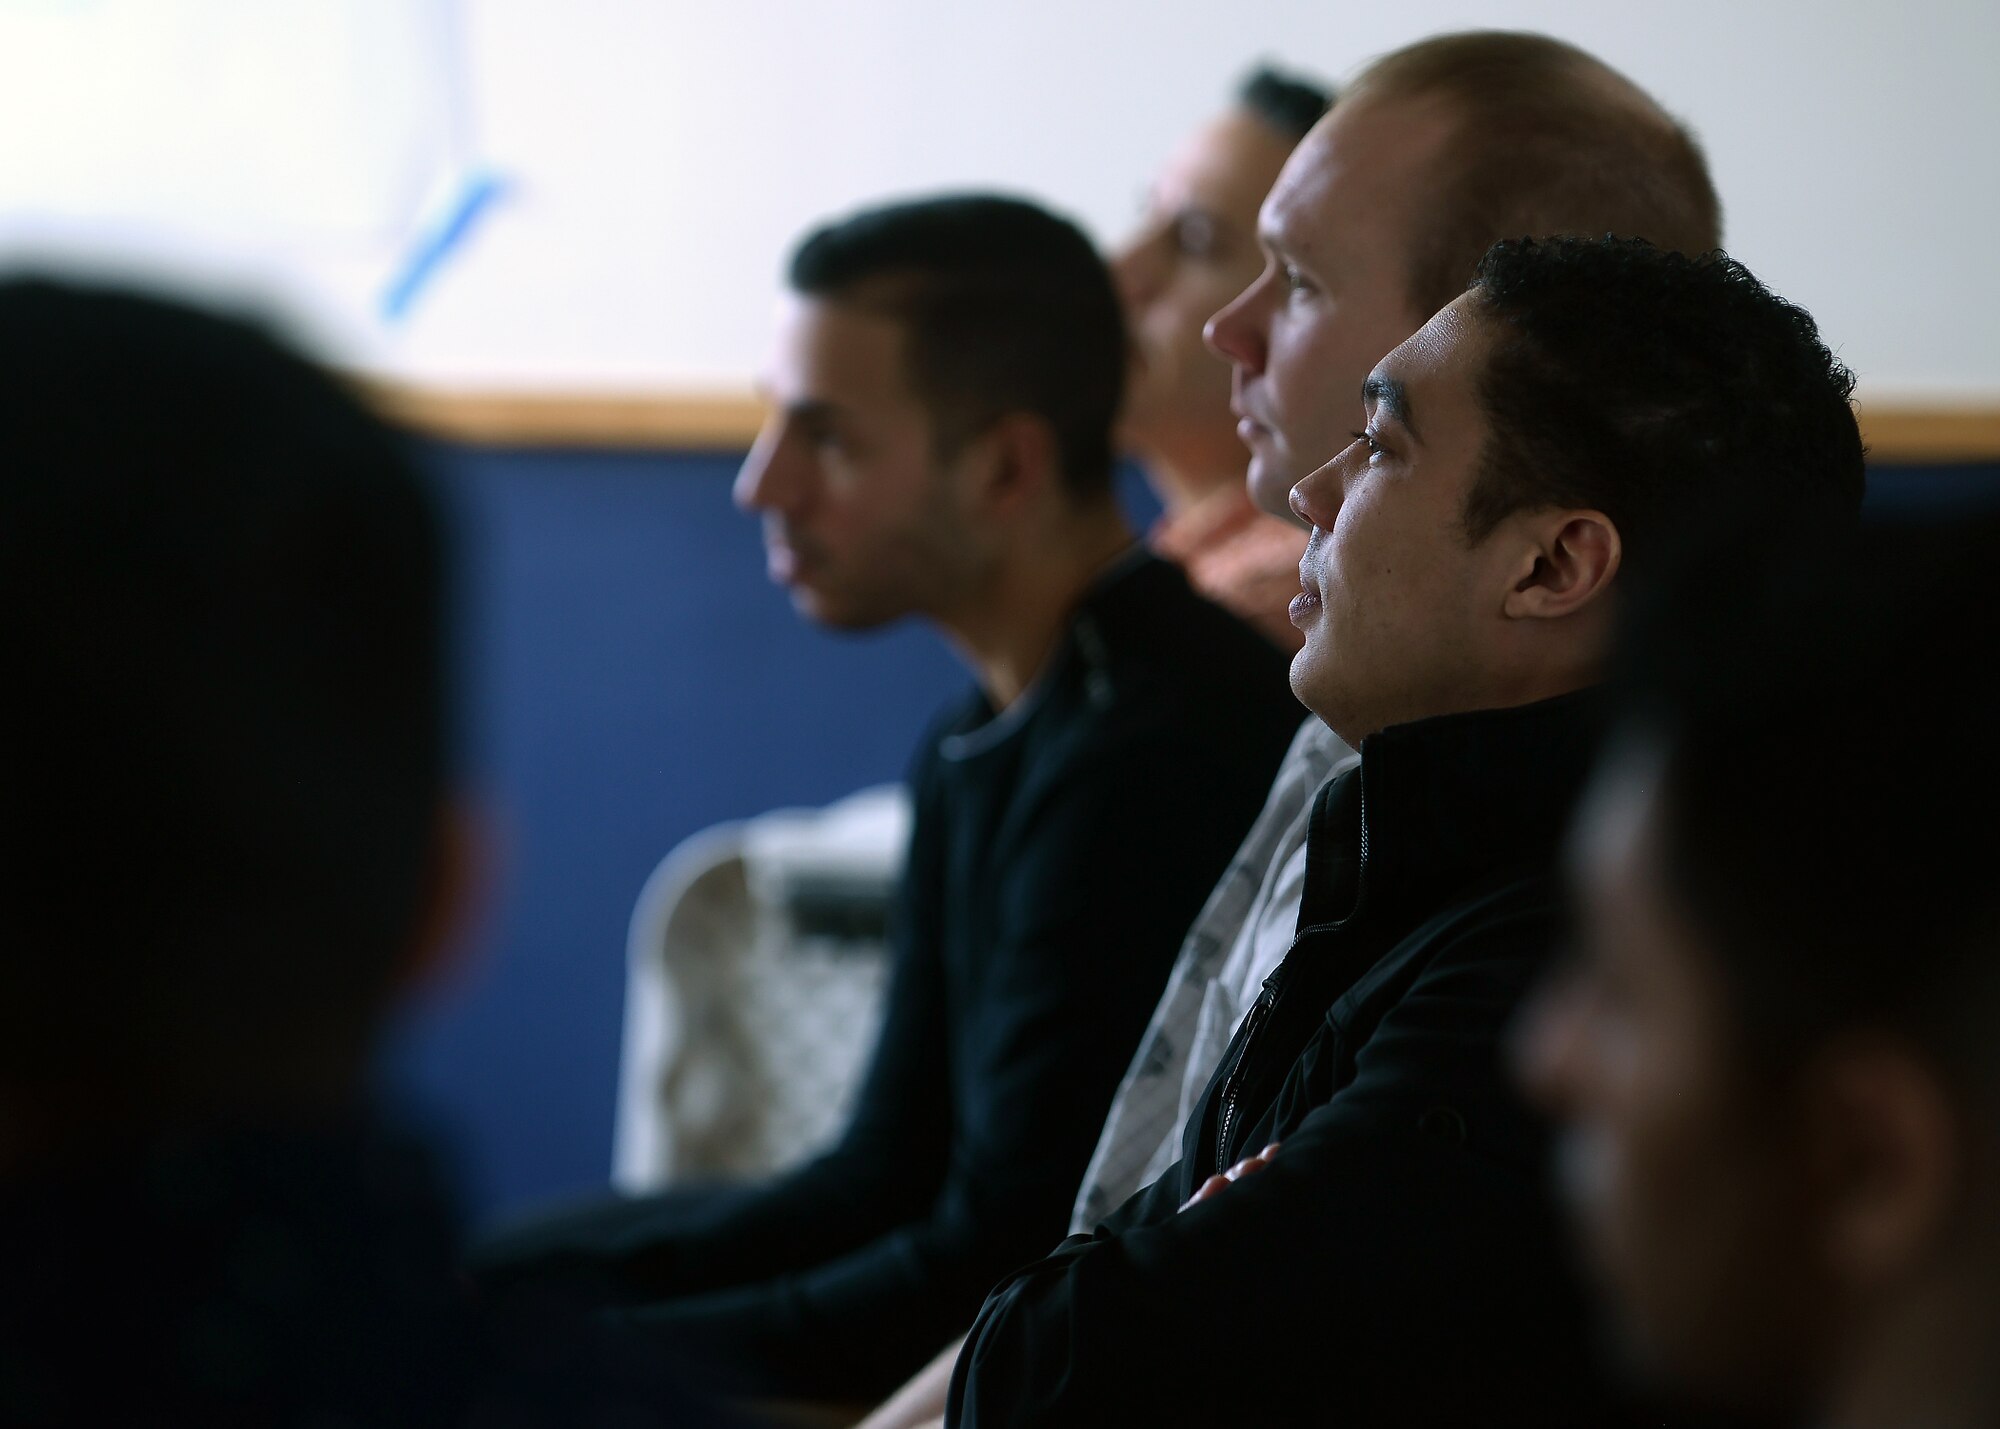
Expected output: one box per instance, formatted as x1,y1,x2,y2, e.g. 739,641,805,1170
946,238,1865,1425
1519,513,2000,1429
475,194,1304,1403
0,278,720,1427
1113,65,1331,647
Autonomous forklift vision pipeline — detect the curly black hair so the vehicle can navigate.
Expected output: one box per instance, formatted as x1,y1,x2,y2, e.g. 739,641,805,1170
1464,236,1865,562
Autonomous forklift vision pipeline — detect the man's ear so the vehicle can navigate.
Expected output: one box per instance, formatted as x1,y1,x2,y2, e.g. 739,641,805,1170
1499,510,1622,621
1803,1038,1961,1289
966,412,1062,519
396,795,496,1001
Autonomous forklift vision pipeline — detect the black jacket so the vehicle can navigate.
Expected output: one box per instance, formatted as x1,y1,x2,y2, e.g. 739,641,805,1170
951,691,1642,1427
477,552,1304,1400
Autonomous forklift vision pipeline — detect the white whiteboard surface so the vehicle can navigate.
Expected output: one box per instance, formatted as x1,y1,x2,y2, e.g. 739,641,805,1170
3,0,1996,399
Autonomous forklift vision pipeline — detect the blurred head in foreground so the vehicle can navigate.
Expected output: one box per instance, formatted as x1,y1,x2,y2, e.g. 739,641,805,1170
0,278,458,1169
1519,514,2000,1429
733,192,1126,631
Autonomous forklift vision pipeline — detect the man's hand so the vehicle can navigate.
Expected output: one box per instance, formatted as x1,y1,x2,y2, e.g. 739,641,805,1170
1179,1142,1281,1211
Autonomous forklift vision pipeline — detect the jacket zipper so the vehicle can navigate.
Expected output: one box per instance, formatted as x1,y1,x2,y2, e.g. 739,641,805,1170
1212,780,1371,1174
1213,963,1287,1172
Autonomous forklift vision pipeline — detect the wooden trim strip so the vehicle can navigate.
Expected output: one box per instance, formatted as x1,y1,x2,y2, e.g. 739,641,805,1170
359,381,2000,465
359,382,767,451
1852,403,2000,464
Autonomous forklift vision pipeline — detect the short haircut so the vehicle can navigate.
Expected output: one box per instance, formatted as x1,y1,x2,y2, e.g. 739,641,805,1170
1346,30,1723,319
0,278,448,1116
787,193,1126,498
1611,512,2000,1094
1238,64,1333,144
1464,236,1864,562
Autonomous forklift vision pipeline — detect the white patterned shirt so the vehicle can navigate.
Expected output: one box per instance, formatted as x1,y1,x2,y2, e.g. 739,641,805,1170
1070,716,1357,1231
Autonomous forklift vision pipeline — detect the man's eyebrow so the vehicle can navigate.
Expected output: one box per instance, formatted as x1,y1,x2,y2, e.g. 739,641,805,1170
1258,223,1327,286
1363,374,1418,440
780,397,841,425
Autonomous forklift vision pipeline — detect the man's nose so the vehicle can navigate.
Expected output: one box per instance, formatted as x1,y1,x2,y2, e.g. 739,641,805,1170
1288,448,1346,529
732,422,795,515
1204,274,1269,375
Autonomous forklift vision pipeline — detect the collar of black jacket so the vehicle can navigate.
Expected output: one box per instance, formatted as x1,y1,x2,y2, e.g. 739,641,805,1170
1296,687,1610,931
941,547,1178,758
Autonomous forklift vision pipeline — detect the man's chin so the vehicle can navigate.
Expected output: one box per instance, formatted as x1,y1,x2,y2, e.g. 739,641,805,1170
790,585,898,633
1286,637,1339,727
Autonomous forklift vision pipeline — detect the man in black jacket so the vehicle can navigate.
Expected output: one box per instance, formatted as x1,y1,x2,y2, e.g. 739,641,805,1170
947,240,1868,1425
474,195,1304,1401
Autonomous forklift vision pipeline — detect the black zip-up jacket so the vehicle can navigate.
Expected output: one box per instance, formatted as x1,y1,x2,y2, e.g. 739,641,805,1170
475,552,1304,1401
950,691,1649,1426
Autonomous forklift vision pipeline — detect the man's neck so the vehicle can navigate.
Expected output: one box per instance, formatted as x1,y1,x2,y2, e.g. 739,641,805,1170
938,504,1134,710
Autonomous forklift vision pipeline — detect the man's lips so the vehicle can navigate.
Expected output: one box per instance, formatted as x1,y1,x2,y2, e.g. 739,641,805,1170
1231,392,1274,448
764,539,803,585
1290,552,1323,628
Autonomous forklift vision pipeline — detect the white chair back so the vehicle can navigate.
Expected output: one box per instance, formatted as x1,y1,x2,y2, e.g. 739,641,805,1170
612,785,911,1190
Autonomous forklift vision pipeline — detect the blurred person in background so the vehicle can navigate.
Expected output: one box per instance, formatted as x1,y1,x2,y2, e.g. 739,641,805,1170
946,235,1865,1425
1519,512,2000,1429
1114,64,1331,650
474,194,1304,1407
0,278,724,1428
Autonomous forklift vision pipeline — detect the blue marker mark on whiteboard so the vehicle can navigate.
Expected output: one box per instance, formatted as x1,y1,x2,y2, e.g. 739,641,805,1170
381,169,508,322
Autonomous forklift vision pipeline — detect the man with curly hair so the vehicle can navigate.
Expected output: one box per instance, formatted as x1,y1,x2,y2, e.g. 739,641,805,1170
947,238,1867,1425
866,31,1747,1428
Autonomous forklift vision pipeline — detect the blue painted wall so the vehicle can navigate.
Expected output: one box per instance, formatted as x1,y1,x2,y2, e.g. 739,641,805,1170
385,447,1999,1226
